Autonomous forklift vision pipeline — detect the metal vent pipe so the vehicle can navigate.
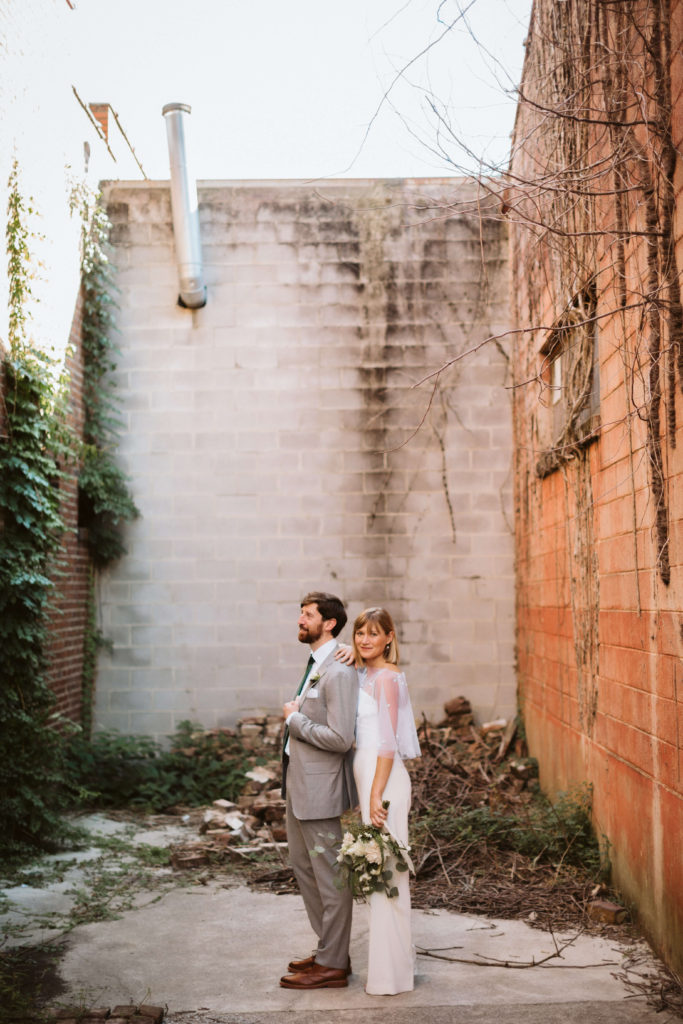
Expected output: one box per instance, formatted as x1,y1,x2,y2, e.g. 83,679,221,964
161,102,206,309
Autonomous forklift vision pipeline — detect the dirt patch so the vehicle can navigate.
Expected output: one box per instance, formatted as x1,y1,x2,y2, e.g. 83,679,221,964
0,942,68,1020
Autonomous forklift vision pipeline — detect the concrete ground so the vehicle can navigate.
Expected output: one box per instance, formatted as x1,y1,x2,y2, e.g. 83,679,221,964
61,885,664,1023
0,815,668,1023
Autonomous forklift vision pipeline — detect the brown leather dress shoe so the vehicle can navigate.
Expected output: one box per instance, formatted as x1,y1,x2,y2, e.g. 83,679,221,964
287,954,352,975
280,963,349,989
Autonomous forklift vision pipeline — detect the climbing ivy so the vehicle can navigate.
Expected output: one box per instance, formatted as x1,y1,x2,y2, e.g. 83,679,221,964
0,168,140,857
0,161,75,857
74,187,139,731
77,191,139,567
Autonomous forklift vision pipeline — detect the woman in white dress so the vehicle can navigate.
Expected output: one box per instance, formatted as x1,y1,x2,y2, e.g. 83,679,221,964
351,607,421,995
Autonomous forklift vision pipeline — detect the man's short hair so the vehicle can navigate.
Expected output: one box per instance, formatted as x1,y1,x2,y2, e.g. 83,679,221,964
301,591,347,637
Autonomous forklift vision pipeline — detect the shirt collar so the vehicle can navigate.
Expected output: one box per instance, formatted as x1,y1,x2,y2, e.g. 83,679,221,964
311,638,336,667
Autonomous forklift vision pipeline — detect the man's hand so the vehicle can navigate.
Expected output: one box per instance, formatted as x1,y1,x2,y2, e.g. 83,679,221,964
283,699,299,718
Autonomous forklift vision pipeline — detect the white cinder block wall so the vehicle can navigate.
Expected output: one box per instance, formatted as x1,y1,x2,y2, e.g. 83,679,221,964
95,179,514,738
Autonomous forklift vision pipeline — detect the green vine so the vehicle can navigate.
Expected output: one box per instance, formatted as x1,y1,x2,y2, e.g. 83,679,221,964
0,160,74,857
77,190,139,567
72,186,138,732
0,169,139,858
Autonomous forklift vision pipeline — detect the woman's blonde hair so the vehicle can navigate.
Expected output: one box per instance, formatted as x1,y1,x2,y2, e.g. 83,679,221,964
352,606,400,665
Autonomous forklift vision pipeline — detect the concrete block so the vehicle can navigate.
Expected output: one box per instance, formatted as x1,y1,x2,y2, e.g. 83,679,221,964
275,556,335,580
300,536,344,559
131,625,173,647
150,645,193,669
465,661,509,687
170,624,218,646
233,559,280,582
258,538,302,561
319,303,362,327
105,582,132,602
151,689,195,712
228,262,290,284
110,689,152,711
125,244,175,267
107,604,154,627
130,667,174,688
193,601,232,624
110,646,153,668
92,712,131,733
104,626,132,647
496,641,516,663
343,535,388,558
128,712,174,736
195,559,238,581
495,681,518,711
190,688,233,712
93,666,132,693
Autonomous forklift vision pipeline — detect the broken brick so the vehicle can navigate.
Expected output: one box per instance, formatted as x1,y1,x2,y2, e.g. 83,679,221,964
239,723,263,738
443,696,472,718
169,846,210,869
109,1009,163,1024
137,1007,164,1022
587,898,627,924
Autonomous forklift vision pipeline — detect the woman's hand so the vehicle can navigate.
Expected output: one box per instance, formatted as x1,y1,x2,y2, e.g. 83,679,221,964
334,644,357,667
369,756,393,827
369,792,388,828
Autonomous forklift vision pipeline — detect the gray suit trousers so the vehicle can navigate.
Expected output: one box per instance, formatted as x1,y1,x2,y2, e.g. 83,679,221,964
286,794,352,969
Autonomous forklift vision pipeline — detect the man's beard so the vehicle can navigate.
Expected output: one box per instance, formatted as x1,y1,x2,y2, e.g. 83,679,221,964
298,622,323,644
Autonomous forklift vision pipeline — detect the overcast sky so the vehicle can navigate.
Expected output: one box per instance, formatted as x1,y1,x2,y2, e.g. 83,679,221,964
72,0,531,181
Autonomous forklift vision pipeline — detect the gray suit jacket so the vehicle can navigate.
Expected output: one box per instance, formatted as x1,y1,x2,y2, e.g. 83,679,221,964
286,646,358,821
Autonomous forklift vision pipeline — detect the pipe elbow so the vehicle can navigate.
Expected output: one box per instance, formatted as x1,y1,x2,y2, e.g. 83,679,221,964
178,277,207,309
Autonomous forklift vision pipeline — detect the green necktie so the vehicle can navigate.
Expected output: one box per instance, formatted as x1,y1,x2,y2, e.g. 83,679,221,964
296,654,315,697
283,654,315,753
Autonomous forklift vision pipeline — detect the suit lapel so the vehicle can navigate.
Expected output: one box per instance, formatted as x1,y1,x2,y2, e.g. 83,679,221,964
299,644,337,706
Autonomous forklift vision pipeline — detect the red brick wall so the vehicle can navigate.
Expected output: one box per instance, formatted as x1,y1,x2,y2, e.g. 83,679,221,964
510,0,683,973
45,289,90,725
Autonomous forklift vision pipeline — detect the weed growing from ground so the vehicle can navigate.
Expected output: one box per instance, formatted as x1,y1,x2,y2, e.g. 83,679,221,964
63,720,251,811
415,782,608,879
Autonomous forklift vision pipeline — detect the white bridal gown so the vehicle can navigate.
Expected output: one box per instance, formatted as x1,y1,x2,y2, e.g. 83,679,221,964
353,666,421,995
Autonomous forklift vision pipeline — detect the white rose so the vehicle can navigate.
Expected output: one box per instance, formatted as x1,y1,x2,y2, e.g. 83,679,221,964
364,839,382,865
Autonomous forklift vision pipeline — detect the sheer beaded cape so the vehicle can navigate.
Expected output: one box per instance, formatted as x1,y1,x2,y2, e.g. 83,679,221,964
356,666,421,760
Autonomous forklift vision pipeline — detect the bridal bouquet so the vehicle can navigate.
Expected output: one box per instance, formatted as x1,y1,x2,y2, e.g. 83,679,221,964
336,805,413,901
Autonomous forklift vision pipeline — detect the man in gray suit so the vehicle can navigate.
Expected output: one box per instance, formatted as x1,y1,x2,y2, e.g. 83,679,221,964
279,591,358,990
